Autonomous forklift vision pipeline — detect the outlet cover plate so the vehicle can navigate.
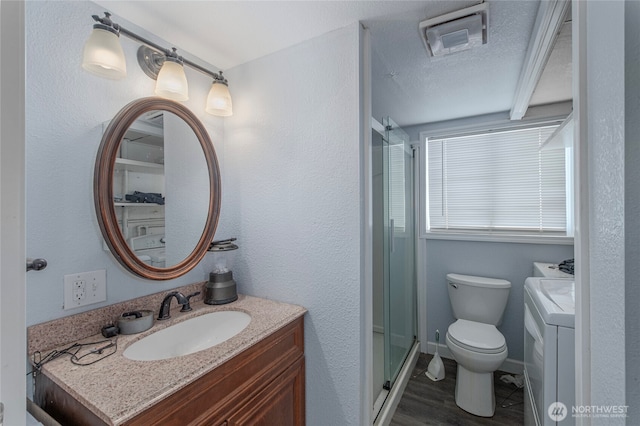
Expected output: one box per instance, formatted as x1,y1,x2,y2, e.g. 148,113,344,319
64,269,107,310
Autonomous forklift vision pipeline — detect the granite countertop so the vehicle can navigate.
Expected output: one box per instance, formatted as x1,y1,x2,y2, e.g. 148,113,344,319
34,294,306,425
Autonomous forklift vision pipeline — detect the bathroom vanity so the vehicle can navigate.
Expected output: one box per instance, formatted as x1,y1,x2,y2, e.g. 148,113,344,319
30,293,306,425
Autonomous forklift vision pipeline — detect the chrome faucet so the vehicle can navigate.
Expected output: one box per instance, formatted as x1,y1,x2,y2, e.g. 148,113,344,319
157,291,188,320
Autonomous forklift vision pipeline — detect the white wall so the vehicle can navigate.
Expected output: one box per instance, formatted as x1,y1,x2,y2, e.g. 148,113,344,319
164,112,211,265
222,24,363,426
25,1,226,326
583,1,626,419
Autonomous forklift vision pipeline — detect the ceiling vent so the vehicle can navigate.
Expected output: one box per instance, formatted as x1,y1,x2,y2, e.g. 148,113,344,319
419,2,489,57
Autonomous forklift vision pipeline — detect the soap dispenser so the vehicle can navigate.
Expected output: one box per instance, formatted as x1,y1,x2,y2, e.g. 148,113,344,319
205,238,238,305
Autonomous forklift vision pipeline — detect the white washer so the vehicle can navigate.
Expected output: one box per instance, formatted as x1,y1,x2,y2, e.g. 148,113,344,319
129,234,166,267
524,277,575,426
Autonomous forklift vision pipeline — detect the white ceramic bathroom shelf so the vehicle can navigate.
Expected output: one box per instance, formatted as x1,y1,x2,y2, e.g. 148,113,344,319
114,159,164,208
114,202,163,207
113,158,165,240
114,158,164,174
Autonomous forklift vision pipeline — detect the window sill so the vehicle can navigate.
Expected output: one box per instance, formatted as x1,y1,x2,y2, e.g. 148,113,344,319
422,231,574,245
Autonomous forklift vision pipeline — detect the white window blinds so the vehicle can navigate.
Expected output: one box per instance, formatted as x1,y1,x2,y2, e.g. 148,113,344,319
427,125,566,233
389,144,406,230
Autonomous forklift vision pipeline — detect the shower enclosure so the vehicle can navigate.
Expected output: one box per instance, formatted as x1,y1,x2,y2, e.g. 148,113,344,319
372,117,417,421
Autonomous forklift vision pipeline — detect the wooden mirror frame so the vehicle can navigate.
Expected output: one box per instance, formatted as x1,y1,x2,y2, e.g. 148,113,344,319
94,97,221,280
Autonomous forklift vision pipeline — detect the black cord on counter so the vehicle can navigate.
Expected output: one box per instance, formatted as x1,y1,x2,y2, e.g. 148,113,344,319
29,337,118,376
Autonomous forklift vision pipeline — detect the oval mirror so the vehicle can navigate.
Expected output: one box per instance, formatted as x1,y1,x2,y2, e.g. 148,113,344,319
94,97,221,280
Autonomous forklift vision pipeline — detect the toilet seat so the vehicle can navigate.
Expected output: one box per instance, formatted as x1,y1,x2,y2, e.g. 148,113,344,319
448,319,506,354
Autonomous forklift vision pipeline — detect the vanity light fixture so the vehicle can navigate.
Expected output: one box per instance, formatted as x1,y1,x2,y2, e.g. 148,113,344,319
206,72,233,117
83,12,233,116
81,12,127,79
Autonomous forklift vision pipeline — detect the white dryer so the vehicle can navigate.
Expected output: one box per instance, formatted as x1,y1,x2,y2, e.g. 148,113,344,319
524,277,575,426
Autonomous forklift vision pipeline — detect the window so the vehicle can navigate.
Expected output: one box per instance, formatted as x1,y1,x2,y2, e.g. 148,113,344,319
425,125,569,238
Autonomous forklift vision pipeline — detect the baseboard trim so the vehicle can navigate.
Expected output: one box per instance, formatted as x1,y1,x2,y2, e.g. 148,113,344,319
374,341,421,426
426,341,524,375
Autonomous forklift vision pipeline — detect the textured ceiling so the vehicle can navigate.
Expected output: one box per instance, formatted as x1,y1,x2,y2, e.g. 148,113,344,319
94,1,570,128
94,1,431,70
366,1,543,126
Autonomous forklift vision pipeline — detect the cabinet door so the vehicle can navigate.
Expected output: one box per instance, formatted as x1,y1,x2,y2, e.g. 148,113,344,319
227,357,305,426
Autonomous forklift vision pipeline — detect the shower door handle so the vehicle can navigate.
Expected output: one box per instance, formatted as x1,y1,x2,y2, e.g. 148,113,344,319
389,219,395,253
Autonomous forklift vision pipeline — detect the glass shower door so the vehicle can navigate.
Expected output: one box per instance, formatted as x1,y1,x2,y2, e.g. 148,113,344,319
382,117,416,389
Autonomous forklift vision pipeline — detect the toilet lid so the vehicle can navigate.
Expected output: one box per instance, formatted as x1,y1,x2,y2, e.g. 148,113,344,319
448,319,506,354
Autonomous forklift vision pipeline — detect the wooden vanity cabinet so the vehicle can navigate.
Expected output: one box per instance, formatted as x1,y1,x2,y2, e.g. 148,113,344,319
37,317,305,426
225,356,304,426
129,316,305,426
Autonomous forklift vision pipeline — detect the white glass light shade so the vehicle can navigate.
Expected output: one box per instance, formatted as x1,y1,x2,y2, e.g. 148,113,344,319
82,28,127,80
155,60,189,101
206,82,233,116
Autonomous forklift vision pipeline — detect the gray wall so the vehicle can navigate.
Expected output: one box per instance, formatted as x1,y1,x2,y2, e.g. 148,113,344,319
25,1,226,326
27,3,366,425
223,24,364,426
584,1,626,416
426,239,573,361
626,0,640,420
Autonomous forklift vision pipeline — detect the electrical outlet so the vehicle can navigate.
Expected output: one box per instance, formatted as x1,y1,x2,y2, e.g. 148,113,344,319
64,269,107,310
73,280,86,301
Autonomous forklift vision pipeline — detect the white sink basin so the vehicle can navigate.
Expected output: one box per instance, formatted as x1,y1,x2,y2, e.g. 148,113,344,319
123,311,251,361
525,277,575,328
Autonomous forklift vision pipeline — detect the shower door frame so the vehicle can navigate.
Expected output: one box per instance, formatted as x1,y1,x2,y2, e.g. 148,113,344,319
370,116,421,425
381,117,417,391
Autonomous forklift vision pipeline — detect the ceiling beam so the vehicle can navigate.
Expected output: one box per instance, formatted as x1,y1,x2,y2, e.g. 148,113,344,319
510,0,570,120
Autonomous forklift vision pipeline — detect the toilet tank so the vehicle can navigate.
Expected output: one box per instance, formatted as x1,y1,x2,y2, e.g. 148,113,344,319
447,273,511,325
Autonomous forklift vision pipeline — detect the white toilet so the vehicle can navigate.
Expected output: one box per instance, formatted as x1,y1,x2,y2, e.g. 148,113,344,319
445,273,511,417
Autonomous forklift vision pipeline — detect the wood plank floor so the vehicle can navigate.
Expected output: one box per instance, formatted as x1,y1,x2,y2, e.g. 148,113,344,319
390,353,524,426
